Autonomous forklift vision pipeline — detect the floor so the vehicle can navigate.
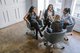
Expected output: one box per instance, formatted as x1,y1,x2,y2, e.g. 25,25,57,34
0,21,80,53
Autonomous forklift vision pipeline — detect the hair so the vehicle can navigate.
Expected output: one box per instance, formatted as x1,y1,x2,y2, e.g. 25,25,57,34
28,6,35,13
47,4,53,11
54,15,60,21
27,6,37,20
64,8,71,14
44,4,54,18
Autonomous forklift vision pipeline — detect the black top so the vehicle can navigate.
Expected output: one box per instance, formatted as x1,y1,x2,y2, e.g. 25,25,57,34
44,10,54,19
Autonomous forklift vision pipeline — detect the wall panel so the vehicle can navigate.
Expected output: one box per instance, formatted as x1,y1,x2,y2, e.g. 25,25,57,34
0,0,31,28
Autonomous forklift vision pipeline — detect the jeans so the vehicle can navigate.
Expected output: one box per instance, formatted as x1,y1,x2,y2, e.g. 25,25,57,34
41,19,51,31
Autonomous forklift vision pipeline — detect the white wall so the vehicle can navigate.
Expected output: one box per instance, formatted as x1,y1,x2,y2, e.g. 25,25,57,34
32,0,49,15
0,0,31,28
62,0,72,9
31,0,38,7
38,0,45,15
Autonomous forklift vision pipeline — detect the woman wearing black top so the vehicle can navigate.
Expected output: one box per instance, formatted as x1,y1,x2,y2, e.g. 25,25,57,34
24,6,43,40
41,4,55,31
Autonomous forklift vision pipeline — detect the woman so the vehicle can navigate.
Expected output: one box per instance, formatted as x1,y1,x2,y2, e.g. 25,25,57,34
24,6,43,40
51,15,63,32
61,8,74,29
41,4,55,31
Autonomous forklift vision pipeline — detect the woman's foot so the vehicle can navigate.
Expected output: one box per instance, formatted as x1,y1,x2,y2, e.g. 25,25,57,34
40,34,43,37
35,37,38,40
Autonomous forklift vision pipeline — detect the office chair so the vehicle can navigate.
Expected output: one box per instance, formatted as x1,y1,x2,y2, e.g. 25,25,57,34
43,29,67,53
64,18,75,41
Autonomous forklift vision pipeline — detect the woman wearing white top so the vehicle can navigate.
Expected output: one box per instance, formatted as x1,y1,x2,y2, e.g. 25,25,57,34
61,8,74,29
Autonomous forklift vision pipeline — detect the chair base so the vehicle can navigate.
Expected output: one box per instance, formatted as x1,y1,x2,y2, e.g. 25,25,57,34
61,47,65,50
44,42,65,50
64,38,69,41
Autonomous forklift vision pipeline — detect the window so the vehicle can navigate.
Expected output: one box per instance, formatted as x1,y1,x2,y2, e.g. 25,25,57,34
38,0,49,15
49,0,62,14
38,0,44,15
38,0,62,14
71,0,80,19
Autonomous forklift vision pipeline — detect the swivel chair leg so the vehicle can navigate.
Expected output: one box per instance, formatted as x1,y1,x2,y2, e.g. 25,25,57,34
64,38,68,41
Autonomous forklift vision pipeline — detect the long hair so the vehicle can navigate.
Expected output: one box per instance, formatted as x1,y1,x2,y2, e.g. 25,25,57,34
47,4,53,11
64,8,70,14
44,4,54,19
28,6,35,13
27,6,37,20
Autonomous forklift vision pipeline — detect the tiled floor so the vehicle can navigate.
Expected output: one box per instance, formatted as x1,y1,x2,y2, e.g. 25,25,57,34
0,21,80,53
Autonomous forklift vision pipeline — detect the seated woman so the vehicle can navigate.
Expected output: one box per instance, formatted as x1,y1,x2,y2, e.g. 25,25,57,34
24,6,43,40
61,8,74,29
51,15,63,32
41,4,55,31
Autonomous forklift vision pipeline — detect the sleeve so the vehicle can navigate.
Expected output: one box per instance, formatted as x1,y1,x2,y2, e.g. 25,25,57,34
61,15,65,23
68,16,74,24
52,10,55,16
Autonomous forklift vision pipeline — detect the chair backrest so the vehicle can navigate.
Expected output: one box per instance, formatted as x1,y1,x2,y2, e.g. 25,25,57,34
44,29,67,44
66,18,75,32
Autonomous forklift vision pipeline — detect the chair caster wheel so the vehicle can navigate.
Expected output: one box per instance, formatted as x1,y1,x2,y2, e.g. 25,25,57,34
61,47,65,50
64,38,68,41
44,42,47,46
70,34,72,35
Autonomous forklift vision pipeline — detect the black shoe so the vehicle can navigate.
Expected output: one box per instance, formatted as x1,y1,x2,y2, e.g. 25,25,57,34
35,36,38,40
41,29,43,31
40,34,43,37
61,47,65,50
41,28,44,31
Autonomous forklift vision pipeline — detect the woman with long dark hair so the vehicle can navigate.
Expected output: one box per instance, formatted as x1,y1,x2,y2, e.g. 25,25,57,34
41,4,55,31
61,8,74,29
24,6,43,40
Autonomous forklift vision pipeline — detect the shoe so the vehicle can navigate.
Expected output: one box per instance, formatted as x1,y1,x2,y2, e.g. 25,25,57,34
40,34,43,37
35,37,38,40
41,37,44,40
61,47,65,50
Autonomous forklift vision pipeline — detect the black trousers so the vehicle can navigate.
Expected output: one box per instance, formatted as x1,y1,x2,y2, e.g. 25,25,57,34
41,19,51,31
30,19,43,39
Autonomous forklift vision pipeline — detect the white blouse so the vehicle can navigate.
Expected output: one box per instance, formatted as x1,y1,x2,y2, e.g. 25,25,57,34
61,13,74,24
48,11,54,22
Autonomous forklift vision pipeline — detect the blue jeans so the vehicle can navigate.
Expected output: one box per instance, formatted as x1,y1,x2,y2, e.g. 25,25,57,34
47,27,52,33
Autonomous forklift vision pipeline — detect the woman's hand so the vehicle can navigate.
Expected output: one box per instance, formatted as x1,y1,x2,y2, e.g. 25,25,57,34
64,21,68,24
